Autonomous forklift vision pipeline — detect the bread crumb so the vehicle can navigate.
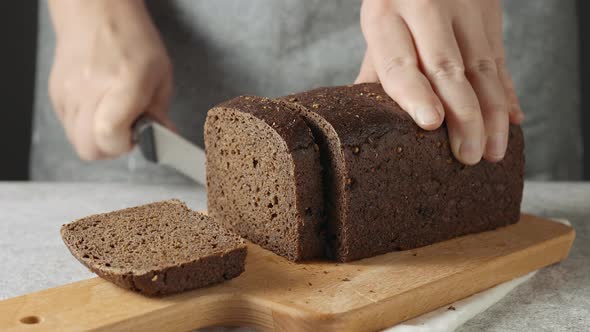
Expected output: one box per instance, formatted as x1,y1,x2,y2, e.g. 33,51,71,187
345,178,354,188
448,306,456,311
152,275,158,282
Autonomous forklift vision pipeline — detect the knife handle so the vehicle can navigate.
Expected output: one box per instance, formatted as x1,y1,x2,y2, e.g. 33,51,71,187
132,116,158,163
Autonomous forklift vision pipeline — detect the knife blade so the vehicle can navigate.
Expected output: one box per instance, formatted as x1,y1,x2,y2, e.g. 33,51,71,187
133,117,206,185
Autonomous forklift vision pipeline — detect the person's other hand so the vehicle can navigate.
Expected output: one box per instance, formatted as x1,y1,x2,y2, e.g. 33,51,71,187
49,0,173,160
356,0,524,165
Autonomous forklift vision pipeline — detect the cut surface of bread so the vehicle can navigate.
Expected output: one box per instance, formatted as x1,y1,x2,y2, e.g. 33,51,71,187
61,199,246,296
205,96,324,261
284,83,525,262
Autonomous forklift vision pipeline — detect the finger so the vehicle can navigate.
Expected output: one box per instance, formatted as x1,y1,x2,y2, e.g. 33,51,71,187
498,62,524,124
453,8,509,162
148,70,177,133
61,92,84,155
482,0,524,124
63,102,105,161
48,72,66,123
62,105,78,152
401,5,484,165
361,4,444,130
93,83,149,157
58,76,109,160
355,50,379,83
73,102,107,160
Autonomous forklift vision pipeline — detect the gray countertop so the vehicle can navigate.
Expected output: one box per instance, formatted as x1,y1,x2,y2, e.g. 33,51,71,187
0,182,588,331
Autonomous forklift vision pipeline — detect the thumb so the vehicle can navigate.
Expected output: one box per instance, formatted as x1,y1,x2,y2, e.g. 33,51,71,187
94,85,149,157
355,50,379,84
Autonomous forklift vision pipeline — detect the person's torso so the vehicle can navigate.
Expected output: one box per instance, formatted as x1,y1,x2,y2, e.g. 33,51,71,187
31,0,582,182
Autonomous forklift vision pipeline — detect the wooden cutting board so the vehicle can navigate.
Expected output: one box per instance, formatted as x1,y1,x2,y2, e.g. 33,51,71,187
0,214,574,332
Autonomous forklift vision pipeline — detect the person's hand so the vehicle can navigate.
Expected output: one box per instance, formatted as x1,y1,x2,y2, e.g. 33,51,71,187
356,0,524,165
49,0,173,160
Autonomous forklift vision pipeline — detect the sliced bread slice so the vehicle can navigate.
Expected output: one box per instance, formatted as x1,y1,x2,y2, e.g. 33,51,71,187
61,199,246,296
205,96,325,261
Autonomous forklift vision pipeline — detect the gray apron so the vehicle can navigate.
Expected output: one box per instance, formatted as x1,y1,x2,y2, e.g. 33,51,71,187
30,0,583,183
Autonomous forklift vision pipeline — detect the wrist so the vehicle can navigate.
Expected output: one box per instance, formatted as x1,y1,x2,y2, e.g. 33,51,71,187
49,0,148,40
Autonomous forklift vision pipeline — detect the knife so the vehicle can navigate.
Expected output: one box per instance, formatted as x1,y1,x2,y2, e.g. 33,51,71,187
133,116,206,185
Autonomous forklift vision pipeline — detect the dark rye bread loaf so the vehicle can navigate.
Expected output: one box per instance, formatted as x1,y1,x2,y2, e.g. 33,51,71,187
61,199,246,296
283,83,524,262
205,96,324,261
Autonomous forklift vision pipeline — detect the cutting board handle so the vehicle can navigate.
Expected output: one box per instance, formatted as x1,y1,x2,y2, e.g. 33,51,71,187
2,282,295,332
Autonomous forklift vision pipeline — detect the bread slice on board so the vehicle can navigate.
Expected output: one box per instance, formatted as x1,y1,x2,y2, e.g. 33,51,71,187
61,199,247,296
205,96,325,262
284,83,525,262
